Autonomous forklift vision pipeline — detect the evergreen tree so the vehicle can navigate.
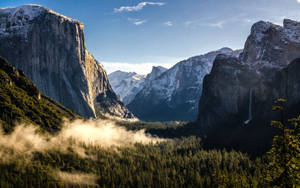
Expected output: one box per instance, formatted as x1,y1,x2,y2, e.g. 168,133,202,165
265,99,300,187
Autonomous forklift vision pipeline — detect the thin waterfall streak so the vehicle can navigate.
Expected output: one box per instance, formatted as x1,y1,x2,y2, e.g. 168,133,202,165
244,88,253,125
248,88,253,121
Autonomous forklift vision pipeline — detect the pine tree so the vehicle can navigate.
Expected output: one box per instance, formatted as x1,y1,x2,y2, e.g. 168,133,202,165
265,99,300,187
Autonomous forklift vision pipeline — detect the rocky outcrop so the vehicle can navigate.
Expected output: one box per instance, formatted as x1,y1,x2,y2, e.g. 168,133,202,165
144,66,167,85
241,19,300,68
0,5,133,118
128,48,240,121
198,19,300,128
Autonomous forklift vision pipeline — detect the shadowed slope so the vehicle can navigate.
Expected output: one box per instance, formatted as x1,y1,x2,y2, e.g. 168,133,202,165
0,57,79,133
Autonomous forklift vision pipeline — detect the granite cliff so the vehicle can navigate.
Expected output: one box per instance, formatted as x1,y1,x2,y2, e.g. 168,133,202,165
198,19,300,128
0,5,133,118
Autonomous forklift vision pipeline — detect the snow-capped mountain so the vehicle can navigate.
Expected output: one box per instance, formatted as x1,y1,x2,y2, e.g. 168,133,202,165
109,71,146,105
108,66,167,105
0,4,134,119
128,48,241,121
144,66,167,84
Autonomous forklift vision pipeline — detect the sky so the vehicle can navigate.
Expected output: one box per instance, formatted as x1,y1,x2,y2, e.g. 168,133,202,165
1,0,300,74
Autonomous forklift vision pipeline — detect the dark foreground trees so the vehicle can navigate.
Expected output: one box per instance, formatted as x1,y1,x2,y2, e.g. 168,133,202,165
0,137,267,188
265,99,300,187
0,99,298,187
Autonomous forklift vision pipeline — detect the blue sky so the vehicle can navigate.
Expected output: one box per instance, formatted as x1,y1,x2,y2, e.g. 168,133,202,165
1,0,300,74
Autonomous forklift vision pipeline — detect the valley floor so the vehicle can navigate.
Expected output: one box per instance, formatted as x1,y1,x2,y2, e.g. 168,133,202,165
0,118,298,187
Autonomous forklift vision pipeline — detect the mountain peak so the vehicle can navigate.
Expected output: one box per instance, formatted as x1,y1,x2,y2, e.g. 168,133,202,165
0,4,45,20
218,47,233,53
151,66,167,73
0,4,80,23
109,70,139,80
108,71,146,105
283,19,300,29
283,19,300,43
249,19,300,44
0,4,81,37
146,66,167,81
250,21,279,42
241,18,300,67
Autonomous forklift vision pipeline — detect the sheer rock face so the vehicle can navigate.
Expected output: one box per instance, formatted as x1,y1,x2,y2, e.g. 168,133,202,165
198,19,300,128
0,5,133,118
128,48,240,121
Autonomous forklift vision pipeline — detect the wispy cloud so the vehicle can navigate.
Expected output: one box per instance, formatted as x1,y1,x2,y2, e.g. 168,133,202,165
128,18,147,25
185,14,260,29
209,21,226,29
164,21,173,26
134,20,147,25
297,0,300,3
184,20,194,27
185,20,226,29
114,2,165,13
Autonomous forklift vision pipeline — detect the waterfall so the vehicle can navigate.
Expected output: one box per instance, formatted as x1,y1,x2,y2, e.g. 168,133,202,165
244,88,253,125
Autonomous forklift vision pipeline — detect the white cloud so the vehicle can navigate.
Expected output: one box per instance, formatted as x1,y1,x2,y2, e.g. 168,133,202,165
114,2,165,13
185,15,261,29
128,18,147,25
134,20,147,25
209,21,226,29
186,20,226,29
241,18,256,24
185,20,195,27
298,0,300,3
184,20,227,29
101,62,177,75
164,21,173,26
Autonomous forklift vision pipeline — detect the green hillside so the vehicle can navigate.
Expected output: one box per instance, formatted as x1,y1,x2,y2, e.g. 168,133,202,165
0,57,79,133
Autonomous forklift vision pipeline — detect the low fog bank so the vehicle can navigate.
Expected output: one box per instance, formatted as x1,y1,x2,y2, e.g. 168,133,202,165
53,170,98,186
0,118,164,163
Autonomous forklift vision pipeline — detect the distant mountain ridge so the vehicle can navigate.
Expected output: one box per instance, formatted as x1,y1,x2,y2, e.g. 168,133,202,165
109,66,167,105
127,48,241,121
109,71,146,105
0,4,133,119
